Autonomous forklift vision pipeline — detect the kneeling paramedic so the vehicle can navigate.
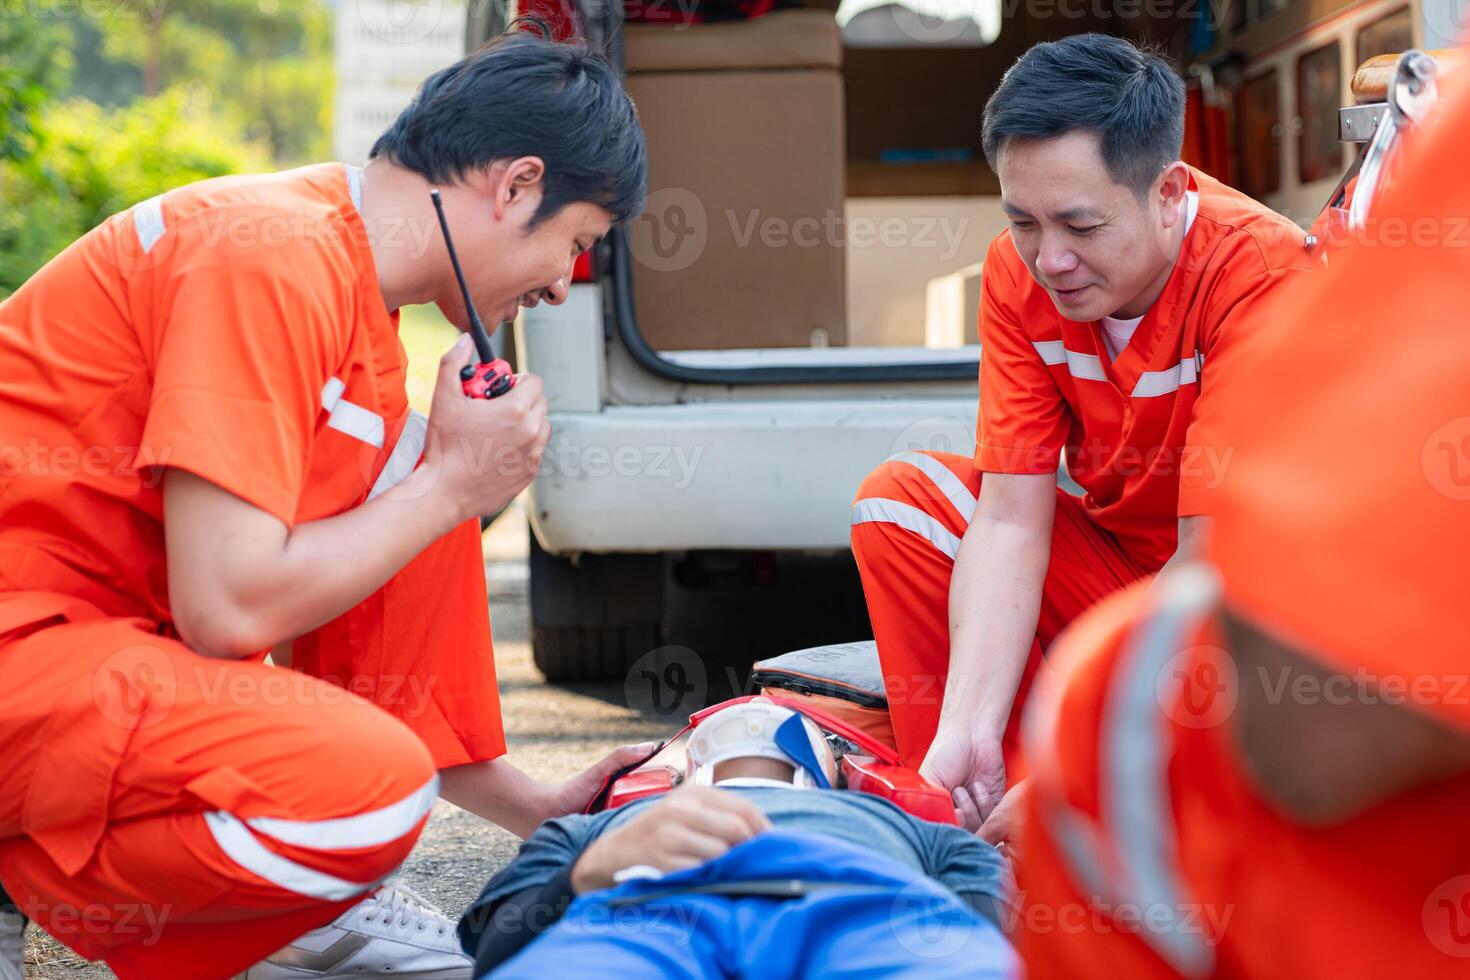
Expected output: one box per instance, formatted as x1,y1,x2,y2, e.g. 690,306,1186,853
849,33,1315,842
0,29,652,980
458,699,1018,977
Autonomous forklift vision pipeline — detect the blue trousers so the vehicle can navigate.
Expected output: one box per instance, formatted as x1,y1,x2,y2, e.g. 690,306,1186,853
489,832,1015,979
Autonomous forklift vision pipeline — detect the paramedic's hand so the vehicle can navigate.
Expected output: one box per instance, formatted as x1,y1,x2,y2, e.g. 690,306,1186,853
541,742,663,822
920,728,1007,833
570,786,772,894
978,777,1027,861
422,334,549,521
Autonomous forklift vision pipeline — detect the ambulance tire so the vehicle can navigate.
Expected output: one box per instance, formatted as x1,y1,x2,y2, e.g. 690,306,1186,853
531,622,664,683
529,533,666,683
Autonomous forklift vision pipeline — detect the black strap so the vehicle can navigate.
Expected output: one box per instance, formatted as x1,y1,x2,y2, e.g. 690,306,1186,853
607,878,896,908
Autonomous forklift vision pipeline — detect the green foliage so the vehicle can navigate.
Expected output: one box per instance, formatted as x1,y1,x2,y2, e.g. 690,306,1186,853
85,0,335,165
0,14,79,293
0,16,72,165
0,1,332,296
0,88,271,296
39,87,271,221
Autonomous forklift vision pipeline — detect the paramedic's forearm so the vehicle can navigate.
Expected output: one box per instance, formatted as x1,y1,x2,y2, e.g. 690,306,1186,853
942,515,1051,738
165,466,464,658
439,759,550,839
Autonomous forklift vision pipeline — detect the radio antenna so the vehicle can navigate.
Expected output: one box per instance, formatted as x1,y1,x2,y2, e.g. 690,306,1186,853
429,189,495,363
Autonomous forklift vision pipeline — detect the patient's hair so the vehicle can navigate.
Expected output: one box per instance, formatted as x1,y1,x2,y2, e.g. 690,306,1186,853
981,34,1185,196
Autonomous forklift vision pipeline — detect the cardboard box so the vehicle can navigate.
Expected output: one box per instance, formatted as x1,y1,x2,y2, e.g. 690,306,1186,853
624,11,848,350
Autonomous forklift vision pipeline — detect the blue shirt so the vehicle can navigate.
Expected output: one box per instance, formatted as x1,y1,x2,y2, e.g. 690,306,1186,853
471,785,1012,911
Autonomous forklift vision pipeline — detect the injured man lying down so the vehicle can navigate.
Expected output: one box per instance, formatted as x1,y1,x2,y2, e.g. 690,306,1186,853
456,698,1016,978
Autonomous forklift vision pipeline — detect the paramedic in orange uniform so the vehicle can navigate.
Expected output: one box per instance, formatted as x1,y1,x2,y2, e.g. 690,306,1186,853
0,32,651,980
849,33,1314,838
1018,65,1470,979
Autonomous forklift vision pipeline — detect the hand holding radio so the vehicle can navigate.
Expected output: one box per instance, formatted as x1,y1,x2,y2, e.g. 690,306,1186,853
424,337,549,524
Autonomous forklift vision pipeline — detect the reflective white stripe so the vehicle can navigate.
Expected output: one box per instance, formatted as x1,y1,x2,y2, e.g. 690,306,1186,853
321,377,385,449
344,163,364,212
133,196,166,254
851,498,960,560
1132,351,1203,398
1031,341,1107,382
367,411,429,502
887,451,976,524
1101,565,1221,977
203,811,379,901
247,773,440,850
1026,608,1123,905
321,377,346,410
1064,349,1108,382
1032,340,1067,366
1049,806,1114,899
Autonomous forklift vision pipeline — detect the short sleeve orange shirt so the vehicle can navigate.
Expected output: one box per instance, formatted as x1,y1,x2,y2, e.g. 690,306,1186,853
975,168,1316,567
0,164,413,627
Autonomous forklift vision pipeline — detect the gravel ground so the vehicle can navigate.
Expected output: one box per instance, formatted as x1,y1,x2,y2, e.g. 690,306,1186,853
23,500,684,978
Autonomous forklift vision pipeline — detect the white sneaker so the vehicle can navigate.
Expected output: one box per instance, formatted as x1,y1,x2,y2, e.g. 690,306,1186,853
243,880,472,980
0,892,24,980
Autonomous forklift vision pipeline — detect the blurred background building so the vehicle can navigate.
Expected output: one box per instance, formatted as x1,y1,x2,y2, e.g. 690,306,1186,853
334,0,468,165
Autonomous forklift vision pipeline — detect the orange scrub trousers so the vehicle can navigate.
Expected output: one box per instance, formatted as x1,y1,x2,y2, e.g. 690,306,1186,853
851,169,1315,769
0,164,506,978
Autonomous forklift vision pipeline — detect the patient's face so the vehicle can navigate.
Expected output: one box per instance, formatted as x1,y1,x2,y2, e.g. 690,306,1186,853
713,757,798,783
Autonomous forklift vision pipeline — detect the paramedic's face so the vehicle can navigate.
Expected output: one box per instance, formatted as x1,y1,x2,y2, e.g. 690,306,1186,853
998,132,1184,322
439,159,613,331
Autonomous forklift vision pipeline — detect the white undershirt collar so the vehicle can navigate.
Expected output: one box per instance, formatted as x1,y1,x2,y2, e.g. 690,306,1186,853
716,777,800,790
344,163,364,213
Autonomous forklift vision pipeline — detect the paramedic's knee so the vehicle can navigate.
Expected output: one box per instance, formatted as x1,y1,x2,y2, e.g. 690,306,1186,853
285,701,438,882
313,694,438,811
853,451,975,510
853,456,904,511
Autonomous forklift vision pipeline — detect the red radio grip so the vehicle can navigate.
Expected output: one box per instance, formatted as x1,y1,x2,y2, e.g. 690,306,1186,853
460,359,516,399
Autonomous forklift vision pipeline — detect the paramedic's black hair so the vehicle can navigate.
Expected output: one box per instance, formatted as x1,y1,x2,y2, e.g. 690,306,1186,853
370,21,647,227
981,34,1185,196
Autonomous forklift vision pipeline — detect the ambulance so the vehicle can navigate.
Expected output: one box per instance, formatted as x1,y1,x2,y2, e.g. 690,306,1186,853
465,0,1463,681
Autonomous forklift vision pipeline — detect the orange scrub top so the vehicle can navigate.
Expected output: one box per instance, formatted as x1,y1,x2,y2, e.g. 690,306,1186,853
975,168,1316,567
0,163,505,765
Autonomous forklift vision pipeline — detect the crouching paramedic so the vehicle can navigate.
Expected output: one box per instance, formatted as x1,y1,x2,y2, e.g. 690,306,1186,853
849,33,1314,839
0,30,650,980
1018,67,1470,979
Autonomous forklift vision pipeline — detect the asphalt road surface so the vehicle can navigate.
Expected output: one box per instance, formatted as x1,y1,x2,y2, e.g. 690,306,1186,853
24,501,686,978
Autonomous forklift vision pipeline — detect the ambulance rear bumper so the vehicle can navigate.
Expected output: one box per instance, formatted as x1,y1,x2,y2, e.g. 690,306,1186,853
527,398,979,554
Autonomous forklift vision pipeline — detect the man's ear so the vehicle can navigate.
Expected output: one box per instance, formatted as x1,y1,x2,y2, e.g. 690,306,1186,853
488,156,546,221
1155,161,1191,229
